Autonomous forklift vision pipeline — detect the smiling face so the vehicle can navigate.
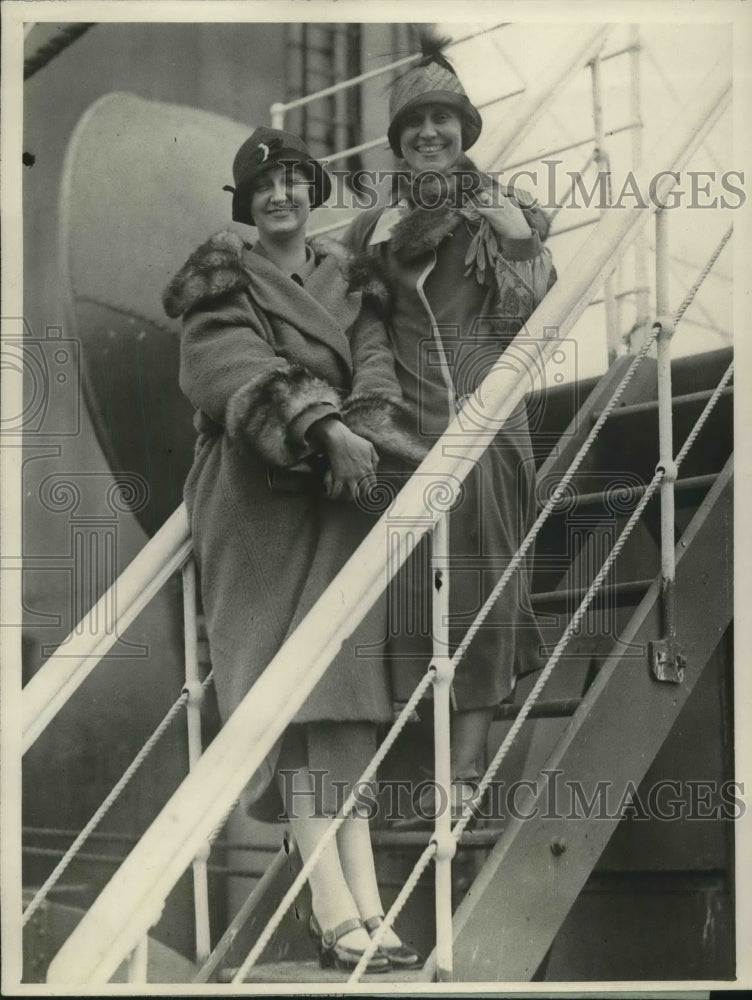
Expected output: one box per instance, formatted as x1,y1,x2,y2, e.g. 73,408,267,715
250,164,312,238
398,103,464,175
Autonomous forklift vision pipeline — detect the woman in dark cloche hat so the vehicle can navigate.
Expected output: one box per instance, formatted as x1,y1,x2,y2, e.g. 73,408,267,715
163,127,424,972
344,28,558,826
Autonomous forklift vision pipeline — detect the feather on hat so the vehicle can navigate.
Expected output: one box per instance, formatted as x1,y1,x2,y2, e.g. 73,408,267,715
387,27,483,156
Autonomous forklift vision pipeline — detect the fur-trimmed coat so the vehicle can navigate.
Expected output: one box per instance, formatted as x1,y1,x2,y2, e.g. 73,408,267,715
164,231,426,814
343,157,557,714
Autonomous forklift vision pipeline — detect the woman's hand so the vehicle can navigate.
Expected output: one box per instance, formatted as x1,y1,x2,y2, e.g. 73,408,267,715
468,189,532,240
314,419,379,500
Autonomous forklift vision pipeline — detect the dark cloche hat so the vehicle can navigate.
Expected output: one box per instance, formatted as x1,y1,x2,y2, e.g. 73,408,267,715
387,29,483,157
223,126,332,226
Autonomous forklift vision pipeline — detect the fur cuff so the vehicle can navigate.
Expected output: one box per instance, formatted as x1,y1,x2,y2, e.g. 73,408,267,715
311,233,392,317
227,363,341,467
343,252,393,317
342,393,429,466
163,230,249,319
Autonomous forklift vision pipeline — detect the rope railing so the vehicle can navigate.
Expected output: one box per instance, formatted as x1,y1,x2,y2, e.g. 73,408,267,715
350,353,734,981
230,319,655,981
445,223,732,674
22,671,213,926
347,224,733,978
349,464,661,978
675,363,733,465
672,227,732,324
229,214,733,985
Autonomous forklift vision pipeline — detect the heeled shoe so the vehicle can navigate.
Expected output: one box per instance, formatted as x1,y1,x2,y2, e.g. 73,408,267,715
308,913,391,973
363,915,423,968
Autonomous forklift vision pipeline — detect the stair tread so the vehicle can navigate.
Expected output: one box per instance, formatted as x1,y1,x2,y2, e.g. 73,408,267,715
533,578,652,605
592,384,733,421
220,959,424,984
537,472,718,512
495,697,582,720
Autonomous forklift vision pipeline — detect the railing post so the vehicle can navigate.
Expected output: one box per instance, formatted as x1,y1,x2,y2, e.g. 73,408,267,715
649,210,685,684
589,52,619,362
629,24,651,351
270,102,285,129
126,935,148,983
182,558,212,964
431,515,456,981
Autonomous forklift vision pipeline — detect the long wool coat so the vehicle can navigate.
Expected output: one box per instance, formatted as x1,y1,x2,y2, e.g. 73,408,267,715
163,231,427,807
344,158,557,712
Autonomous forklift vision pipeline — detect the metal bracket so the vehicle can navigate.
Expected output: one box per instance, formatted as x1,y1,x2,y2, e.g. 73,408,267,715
648,638,686,684
23,895,51,982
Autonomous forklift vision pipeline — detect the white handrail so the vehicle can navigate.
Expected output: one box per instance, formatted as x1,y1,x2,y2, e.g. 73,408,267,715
483,24,611,171
269,23,510,122
46,61,730,983
22,505,191,753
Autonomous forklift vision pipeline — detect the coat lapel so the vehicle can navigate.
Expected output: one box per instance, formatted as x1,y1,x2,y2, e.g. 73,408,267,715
242,248,354,372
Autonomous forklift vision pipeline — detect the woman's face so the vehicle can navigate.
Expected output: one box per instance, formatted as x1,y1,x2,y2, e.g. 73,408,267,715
251,165,311,238
399,104,463,174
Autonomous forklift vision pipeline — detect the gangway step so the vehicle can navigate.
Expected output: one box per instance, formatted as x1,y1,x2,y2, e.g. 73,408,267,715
537,473,718,513
219,960,424,984
590,385,733,422
372,827,509,850
532,578,651,610
495,698,582,721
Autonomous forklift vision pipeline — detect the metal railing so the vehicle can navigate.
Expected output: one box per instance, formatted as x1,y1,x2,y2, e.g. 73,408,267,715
348,227,733,982
270,23,511,130
300,23,646,363
40,61,730,983
224,221,731,986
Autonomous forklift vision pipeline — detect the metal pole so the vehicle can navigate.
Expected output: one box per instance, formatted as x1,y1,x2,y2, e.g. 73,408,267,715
650,210,685,684
590,53,619,362
270,103,285,129
431,516,456,981
655,209,670,321
126,935,148,983
182,558,212,965
629,25,651,352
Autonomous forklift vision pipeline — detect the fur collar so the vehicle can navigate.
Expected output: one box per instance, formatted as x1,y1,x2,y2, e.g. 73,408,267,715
163,230,247,319
163,230,390,320
384,153,550,263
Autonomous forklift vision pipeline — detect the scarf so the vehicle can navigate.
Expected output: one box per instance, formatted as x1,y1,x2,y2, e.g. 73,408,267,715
386,154,546,286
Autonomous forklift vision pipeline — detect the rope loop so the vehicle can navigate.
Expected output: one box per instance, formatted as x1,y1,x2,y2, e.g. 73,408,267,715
653,314,676,339
182,680,205,705
430,657,455,686
430,830,458,863
656,459,677,483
